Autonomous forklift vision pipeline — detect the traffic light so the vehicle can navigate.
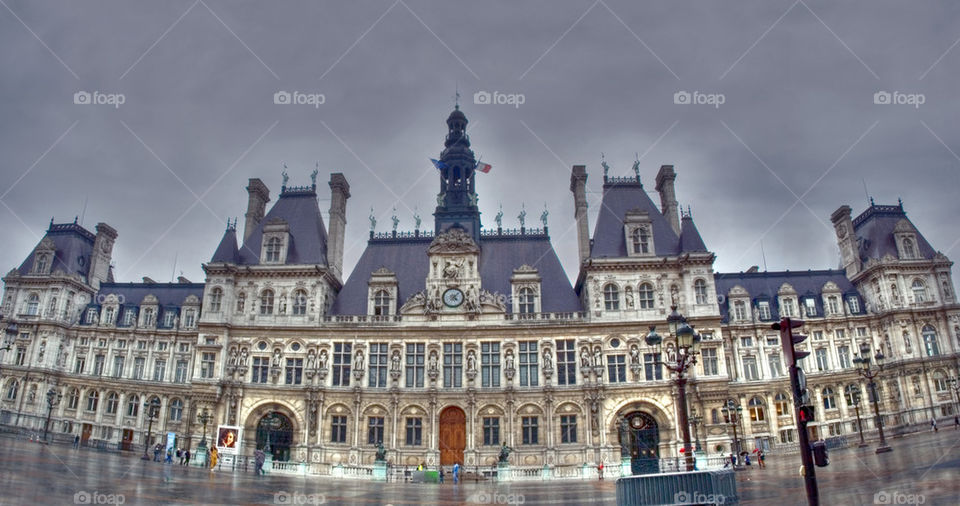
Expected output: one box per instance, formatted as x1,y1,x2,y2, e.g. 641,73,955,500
798,405,816,424
773,317,809,366
812,441,829,467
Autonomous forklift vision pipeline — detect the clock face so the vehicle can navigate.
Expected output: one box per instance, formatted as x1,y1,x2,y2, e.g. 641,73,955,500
443,288,464,308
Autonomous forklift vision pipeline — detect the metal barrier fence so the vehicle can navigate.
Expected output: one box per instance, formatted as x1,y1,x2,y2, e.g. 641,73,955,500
616,469,738,506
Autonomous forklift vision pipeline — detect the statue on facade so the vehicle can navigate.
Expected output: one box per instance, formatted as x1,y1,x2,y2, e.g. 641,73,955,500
310,166,319,186
542,348,553,370
306,349,317,371
518,205,526,228
319,349,329,370
632,154,640,180
391,208,399,232
630,344,640,365
495,204,503,228
375,442,387,462
229,347,239,366
428,350,439,372
442,258,463,281
601,153,609,179
466,349,477,373
498,442,512,464
369,208,376,232
540,206,548,228
391,349,401,372
272,349,282,368
414,209,421,231
593,346,602,369
240,347,249,367
580,347,590,369
504,349,515,372
282,166,289,187
354,350,364,371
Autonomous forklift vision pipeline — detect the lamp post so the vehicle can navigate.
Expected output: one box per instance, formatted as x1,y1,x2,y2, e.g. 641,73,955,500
196,407,213,449
262,413,282,457
645,306,701,471
43,387,62,442
852,390,867,448
0,314,17,352
853,343,892,454
690,412,703,452
721,400,743,460
140,398,162,460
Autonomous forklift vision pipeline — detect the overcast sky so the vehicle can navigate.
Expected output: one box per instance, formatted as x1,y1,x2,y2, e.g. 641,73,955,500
2,0,958,290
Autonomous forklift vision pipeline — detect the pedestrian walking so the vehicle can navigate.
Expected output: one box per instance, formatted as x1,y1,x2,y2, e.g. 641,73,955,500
73,435,79,448
184,449,191,466
439,467,445,483
209,446,219,470
753,448,765,468
954,415,959,430
165,448,173,463
452,462,460,483
177,448,183,465
931,417,938,432
598,461,604,480
254,449,266,475
154,444,162,462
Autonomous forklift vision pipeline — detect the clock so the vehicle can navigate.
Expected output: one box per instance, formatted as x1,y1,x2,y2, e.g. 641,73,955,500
442,288,465,308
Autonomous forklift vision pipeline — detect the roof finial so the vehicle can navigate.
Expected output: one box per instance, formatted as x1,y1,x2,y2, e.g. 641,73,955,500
454,82,460,110
369,208,376,233
540,203,549,228
633,152,640,181
311,163,319,188
601,153,609,181
495,203,503,229
518,203,526,228
281,162,289,190
898,197,903,209
687,205,692,218
870,196,875,206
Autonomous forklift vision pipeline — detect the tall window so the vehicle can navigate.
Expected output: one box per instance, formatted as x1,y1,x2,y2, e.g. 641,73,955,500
331,416,347,443
748,397,765,422
373,290,390,316
912,279,926,303
333,343,352,387
815,348,829,371
285,358,303,385
844,384,861,406
142,307,155,326
112,356,125,378
517,288,536,314
822,387,837,410
827,296,839,315
481,342,500,388
15,347,25,366
265,237,282,262
367,417,385,445
103,307,115,325
922,326,940,356
209,288,223,312
934,373,948,392
201,353,216,378
169,399,183,421
405,343,425,388
603,284,620,311
837,346,851,369
174,360,188,383
518,341,538,387
757,301,771,320
153,359,166,382
5,381,18,401
644,353,663,381
638,283,655,309
25,294,40,316
183,310,195,328
93,355,105,375
405,418,422,446
804,298,817,317
67,388,79,410
846,296,860,314
742,357,759,380
443,343,463,388
556,339,576,386
162,311,176,328
126,395,139,417
607,354,626,383
774,393,790,416
86,391,99,412
560,415,577,443
483,417,500,445
633,227,650,254
902,238,916,259
251,357,269,383
767,354,782,378
701,348,718,375
259,290,274,315
733,300,747,320
368,343,388,388
35,254,49,273
694,279,708,304
521,416,539,445
781,298,795,317
292,289,308,315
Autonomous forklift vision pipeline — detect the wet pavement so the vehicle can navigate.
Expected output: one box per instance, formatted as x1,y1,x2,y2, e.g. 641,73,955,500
0,429,955,505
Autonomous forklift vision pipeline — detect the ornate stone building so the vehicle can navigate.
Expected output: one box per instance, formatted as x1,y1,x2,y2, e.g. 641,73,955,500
1,107,957,475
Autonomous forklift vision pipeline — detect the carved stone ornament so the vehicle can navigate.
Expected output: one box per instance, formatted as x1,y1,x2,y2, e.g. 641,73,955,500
428,227,480,255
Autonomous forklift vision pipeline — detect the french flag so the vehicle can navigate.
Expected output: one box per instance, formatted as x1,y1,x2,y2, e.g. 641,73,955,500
476,161,492,173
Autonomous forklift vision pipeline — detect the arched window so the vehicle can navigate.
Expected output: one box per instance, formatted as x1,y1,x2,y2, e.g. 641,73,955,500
67,388,79,410
844,384,861,406
517,288,536,314
259,290,274,315
86,390,99,412
209,288,223,313
922,325,940,356
265,237,282,262
912,279,926,303
169,398,183,421
372,290,391,316
5,380,18,401
774,392,790,416
127,395,139,417
638,283,655,309
105,392,119,415
292,289,308,315
822,387,837,410
35,254,49,273
603,284,620,311
236,292,246,313
694,279,708,305
26,293,40,316
748,396,765,422
902,238,916,259
711,408,719,425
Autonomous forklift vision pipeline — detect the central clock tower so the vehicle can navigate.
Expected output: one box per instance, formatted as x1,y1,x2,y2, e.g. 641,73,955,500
433,106,482,243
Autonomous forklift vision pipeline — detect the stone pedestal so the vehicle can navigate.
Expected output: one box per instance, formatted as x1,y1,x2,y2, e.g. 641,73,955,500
621,456,632,477
263,453,274,474
497,463,511,482
694,451,707,471
193,447,208,468
372,461,387,482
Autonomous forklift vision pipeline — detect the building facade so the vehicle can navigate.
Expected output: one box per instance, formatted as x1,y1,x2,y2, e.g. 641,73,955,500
1,107,958,474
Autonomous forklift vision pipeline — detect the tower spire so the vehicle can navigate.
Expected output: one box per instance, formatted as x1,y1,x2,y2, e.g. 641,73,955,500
434,106,481,241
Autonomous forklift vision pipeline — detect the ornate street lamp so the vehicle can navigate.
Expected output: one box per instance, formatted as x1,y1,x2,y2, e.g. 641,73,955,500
645,306,701,471
720,399,743,459
262,413,282,456
853,343,892,454
851,389,867,448
43,387,62,442
690,411,703,452
140,398,162,460
0,314,17,351
196,407,213,449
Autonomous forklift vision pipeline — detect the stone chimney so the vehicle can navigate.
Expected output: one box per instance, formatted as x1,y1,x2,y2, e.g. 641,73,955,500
327,173,351,280
655,165,680,236
88,223,117,290
570,165,590,265
244,178,270,243
831,205,860,277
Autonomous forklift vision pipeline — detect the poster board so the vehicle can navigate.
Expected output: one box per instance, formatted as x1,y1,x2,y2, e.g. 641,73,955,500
216,425,242,455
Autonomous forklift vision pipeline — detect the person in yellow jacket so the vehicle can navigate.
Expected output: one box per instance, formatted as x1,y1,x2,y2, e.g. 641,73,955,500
209,446,218,469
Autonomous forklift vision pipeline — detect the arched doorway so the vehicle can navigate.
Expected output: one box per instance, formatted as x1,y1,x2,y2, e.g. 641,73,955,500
619,412,660,475
256,412,294,462
438,406,466,466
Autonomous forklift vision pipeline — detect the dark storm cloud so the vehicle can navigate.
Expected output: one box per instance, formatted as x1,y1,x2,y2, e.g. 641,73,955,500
1,0,958,287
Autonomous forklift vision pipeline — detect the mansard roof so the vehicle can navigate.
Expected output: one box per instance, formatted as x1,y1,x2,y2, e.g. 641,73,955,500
590,178,682,258
17,221,95,278
210,226,240,263
679,215,708,252
853,202,936,261
329,231,581,315
237,188,328,265
95,282,204,309
714,269,862,323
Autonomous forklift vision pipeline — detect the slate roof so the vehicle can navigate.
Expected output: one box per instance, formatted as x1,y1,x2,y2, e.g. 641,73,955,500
679,215,708,252
235,188,328,265
590,180,682,258
329,233,581,315
211,227,240,263
852,203,936,261
714,270,863,323
95,282,205,308
17,222,95,278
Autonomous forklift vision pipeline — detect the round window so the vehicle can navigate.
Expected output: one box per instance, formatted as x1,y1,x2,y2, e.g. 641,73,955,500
257,341,267,351
291,342,301,351
610,338,620,348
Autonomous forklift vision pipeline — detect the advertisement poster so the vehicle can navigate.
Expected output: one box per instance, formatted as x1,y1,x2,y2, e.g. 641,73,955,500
216,425,242,455
165,432,176,454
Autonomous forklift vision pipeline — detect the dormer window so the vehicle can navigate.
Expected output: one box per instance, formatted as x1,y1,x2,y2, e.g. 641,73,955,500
373,290,391,316
509,265,541,315
162,311,176,328
517,288,536,314
183,310,195,328
733,300,747,321
901,238,916,259
911,279,927,303
265,237,282,263
261,220,290,265
804,298,817,317
624,210,654,257
826,296,839,315
757,301,771,320
632,228,650,254
85,307,98,324
846,296,860,314
103,306,115,325
142,307,155,327
780,298,795,317
694,279,708,305
35,254,49,274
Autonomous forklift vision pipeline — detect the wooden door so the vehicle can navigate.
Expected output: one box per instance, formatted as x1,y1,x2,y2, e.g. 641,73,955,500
439,407,466,466
122,429,134,451
81,423,93,444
